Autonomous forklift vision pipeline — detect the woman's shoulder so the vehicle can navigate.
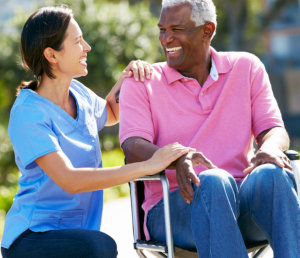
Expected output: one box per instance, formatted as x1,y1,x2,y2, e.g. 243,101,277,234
9,89,50,126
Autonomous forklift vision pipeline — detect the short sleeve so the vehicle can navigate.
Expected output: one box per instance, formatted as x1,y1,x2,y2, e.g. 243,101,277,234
8,107,61,169
94,96,107,131
250,56,284,138
119,78,155,146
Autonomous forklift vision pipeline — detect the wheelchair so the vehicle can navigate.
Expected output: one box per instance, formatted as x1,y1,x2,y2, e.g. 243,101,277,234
129,150,300,258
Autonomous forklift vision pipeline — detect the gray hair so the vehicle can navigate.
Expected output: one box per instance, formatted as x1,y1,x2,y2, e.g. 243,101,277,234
161,0,217,37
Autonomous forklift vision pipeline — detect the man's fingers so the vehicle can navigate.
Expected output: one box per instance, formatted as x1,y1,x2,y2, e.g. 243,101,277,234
188,171,200,187
191,152,216,169
177,169,194,204
243,163,254,175
244,154,293,175
179,183,194,204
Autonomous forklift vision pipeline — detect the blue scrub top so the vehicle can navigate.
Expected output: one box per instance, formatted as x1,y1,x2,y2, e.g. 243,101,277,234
1,79,107,248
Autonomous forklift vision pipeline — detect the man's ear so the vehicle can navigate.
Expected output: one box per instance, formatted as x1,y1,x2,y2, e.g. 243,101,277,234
203,22,215,40
43,47,58,64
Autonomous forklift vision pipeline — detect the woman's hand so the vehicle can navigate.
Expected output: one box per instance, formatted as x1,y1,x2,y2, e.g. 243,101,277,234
144,143,195,175
121,60,153,82
105,60,153,126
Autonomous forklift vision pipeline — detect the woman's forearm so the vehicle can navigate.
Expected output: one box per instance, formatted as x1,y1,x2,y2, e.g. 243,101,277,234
105,78,123,126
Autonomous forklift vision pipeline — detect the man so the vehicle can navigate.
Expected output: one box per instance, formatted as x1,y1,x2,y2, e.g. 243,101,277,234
119,0,299,257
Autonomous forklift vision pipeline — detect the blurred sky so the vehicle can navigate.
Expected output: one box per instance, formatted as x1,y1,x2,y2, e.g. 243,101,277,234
0,0,46,33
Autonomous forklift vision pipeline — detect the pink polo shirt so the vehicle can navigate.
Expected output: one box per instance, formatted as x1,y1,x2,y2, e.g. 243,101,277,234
119,47,283,238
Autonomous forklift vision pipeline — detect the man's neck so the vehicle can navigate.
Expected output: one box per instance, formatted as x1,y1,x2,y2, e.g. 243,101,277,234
179,52,212,87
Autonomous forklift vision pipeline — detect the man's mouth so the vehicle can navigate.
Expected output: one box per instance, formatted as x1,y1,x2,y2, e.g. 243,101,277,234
166,46,182,54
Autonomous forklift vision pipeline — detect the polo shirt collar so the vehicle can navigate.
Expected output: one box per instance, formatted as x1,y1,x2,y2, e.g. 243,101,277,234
163,46,232,85
210,47,232,75
210,58,218,81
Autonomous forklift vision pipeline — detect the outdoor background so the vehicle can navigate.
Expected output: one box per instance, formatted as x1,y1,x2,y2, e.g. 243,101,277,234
0,0,300,245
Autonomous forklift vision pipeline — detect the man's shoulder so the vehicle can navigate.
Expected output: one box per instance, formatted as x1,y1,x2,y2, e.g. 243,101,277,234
123,61,168,85
219,50,261,65
152,61,167,71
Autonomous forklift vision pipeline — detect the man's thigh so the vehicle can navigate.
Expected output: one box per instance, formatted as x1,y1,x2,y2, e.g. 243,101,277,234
147,188,196,249
238,163,296,243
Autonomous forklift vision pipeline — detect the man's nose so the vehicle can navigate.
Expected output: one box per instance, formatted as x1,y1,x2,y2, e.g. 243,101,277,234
160,30,174,44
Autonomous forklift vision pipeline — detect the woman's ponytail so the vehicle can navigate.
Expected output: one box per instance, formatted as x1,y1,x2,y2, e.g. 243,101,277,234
16,79,39,96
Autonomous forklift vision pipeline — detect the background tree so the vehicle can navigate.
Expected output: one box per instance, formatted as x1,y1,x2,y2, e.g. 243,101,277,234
129,0,298,53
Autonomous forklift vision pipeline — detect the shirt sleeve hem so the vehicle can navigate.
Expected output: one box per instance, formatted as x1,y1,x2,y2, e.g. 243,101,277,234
23,147,61,169
253,121,284,139
119,130,154,146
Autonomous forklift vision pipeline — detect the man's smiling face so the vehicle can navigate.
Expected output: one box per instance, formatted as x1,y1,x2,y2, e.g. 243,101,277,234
158,3,204,73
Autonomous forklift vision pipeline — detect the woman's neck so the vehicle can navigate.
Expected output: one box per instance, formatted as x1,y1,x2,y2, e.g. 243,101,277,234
37,75,71,105
36,75,77,119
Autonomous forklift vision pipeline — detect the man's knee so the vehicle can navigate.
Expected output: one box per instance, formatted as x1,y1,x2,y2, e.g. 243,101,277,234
198,169,236,189
246,163,296,199
194,169,238,202
252,163,294,187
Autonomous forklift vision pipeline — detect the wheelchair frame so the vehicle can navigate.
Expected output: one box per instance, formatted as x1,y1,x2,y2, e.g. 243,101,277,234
129,150,300,258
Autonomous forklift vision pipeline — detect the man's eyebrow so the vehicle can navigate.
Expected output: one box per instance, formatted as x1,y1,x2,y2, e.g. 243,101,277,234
157,23,185,27
75,35,82,41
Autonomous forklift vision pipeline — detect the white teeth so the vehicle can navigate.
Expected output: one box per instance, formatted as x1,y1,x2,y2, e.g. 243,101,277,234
166,47,182,53
79,58,87,65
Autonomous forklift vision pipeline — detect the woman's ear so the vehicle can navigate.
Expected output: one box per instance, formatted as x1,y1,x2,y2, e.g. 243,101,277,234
203,22,215,40
43,47,58,64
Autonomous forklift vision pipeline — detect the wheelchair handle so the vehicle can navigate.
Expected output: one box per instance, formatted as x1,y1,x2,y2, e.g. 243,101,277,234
284,150,300,160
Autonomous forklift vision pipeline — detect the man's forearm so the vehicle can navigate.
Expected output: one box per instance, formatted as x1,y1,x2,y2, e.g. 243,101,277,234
122,137,159,164
256,126,290,152
122,137,183,169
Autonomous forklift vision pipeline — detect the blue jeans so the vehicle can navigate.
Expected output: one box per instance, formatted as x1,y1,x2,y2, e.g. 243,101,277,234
147,165,299,258
1,229,117,258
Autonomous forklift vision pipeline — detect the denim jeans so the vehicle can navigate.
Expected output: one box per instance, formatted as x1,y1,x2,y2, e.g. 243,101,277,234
147,165,299,258
1,228,117,258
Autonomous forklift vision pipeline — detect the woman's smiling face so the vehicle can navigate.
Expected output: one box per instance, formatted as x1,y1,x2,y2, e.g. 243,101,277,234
55,18,91,79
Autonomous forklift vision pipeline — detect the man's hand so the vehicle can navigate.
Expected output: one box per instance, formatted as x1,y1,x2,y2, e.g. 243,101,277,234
176,152,216,204
243,148,292,175
243,127,291,175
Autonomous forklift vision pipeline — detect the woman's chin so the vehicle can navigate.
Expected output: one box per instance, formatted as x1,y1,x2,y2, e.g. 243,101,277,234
74,70,88,78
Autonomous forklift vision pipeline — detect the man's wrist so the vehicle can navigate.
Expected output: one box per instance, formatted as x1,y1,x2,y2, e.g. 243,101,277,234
169,153,188,169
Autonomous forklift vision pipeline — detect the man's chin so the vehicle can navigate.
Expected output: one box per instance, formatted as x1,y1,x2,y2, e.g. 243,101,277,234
166,60,180,69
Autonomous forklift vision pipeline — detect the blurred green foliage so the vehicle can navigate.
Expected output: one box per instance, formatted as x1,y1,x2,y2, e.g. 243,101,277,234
0,0,163,221
102,148,130,203
55,0,163,97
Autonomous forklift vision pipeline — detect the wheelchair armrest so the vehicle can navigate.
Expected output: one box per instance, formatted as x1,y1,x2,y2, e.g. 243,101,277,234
284,150,300,160
133,171,166,181
130,170,175,257
284,150,300,200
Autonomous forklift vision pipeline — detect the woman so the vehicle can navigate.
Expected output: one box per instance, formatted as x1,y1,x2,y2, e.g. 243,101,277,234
0,6,193,258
